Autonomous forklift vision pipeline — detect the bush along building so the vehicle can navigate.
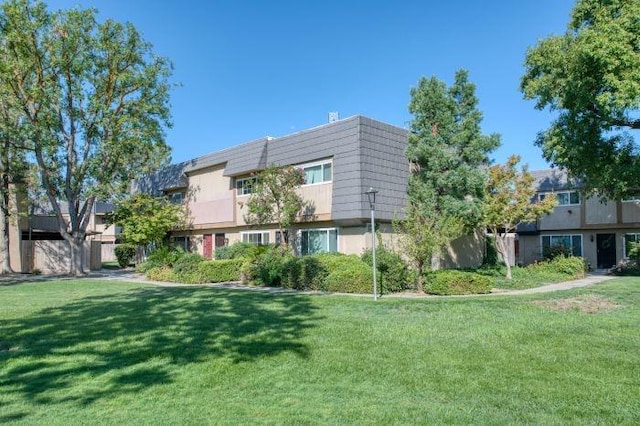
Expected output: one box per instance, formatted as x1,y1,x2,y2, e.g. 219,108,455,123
134,115,485,268
517,169,640,270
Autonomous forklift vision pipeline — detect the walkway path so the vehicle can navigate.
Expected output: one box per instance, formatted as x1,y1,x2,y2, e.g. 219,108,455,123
86,269,619,298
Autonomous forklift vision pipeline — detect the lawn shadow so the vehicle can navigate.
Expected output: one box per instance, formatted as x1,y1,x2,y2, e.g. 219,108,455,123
0,286,320,410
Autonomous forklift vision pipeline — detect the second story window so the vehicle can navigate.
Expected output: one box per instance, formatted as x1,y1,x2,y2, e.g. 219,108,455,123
301,160,332,185
236,177,256,196
539,190,580,206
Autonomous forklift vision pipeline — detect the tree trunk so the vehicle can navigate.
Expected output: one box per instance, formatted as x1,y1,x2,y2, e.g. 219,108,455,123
68,234,86,276
0,174,13,274
495,235,512,280
0,203,12,274
416,260,425,293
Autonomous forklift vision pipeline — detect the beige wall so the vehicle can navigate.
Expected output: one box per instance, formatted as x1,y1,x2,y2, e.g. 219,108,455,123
585,197,617,225
297,182,332,221
621,200,640,223
539,205,581,230
187,164,231,202
441,230,485,269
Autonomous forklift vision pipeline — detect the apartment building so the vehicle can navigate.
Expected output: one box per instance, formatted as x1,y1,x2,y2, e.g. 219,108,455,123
7,199,116,273
517,169,640,269
134,115,484,268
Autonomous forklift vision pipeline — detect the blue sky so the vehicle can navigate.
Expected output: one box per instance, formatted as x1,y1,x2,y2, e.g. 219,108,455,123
48,0,575,170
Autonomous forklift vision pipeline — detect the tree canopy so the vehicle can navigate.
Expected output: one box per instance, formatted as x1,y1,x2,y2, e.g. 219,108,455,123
521,0,640,199
108,193,183,246
243,165,308,248
403,69,500,276
483,155,557,279
0,0,173,274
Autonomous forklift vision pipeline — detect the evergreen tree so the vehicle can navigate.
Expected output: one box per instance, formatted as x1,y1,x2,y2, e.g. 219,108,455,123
403,70,499,278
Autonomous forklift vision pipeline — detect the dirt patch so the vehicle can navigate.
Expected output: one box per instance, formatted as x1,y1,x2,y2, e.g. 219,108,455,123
534,295,622,314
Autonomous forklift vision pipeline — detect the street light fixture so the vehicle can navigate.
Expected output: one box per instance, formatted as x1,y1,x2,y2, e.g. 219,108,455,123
365,187,379,301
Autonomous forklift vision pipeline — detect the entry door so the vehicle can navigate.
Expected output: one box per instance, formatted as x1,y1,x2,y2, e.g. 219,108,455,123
596,233,616,269
203,234,213,259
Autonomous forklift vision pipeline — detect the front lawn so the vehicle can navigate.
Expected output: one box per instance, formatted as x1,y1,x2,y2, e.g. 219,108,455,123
0,278,638,424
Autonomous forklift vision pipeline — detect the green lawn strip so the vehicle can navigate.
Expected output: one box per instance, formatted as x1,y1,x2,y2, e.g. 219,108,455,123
477,265,586,290
0,278,638,424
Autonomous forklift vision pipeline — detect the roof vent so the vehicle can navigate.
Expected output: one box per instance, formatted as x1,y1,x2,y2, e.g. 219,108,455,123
328,112,339,123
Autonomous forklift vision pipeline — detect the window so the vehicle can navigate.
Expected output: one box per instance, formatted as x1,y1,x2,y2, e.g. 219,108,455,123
300,228,338,255
168,192,184,204
624,233,640,258
539,191,580,205
541,234,582,257
236,177,256,195
172,236,190,251
301,160,332,185
241,231,269,245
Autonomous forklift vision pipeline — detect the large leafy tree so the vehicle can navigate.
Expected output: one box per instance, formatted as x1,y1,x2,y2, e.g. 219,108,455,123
521,0,640,198
108,194,184,247
483,155,557,280
0,0,172,275
243,165,308,249
404,69,500,276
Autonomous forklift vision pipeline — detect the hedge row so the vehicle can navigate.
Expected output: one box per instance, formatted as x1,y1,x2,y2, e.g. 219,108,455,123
425,270,492,295
145,258,244,284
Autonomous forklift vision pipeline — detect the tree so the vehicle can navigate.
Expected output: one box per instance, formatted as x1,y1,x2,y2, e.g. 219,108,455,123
403,69,500,277
0,0,172,275
483,155,557,279
0,84,27,273
243,165,308,249
521,0,640,199
394,204,463,293
108,194,184,247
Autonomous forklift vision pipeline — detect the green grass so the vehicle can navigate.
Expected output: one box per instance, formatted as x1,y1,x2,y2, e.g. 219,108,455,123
100,261,122,270
477,264,584,290
1,278,639,424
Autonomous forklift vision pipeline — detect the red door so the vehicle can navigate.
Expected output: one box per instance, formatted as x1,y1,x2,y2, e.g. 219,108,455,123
203,234,213,259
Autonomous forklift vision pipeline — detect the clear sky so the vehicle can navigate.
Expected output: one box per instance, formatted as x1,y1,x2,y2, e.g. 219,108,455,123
47,0,575,170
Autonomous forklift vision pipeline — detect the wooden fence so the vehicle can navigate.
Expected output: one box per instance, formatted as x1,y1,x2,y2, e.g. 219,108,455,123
21,240,101,274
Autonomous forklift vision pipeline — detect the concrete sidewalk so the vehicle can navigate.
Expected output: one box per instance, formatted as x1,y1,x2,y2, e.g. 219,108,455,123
87,269,619,298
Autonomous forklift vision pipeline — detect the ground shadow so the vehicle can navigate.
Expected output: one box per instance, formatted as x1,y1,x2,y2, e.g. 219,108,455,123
0,286,320,411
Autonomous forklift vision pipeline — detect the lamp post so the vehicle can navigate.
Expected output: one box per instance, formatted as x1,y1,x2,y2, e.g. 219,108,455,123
365,187,379,301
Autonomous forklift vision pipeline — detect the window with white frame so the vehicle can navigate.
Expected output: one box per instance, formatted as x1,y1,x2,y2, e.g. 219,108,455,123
624,233,640,258
539,191,580,205
300,160,332,185
241,231,269,245
541,234,582,257
300,228,338,255
236,177,257,195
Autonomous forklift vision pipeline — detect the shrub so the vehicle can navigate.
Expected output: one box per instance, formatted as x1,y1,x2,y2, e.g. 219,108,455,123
215,242,253,260
172,253,205,275
483,235,499,267
138,245,184,272
281,255,329,290
196,259,244,282
426,270,492,295
531,256,587,278
114,244,136,268
324,257,373,293
361,247,409,293
215,242,271,260
146,266,176,282
542,244,572,260
244,246,293,287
